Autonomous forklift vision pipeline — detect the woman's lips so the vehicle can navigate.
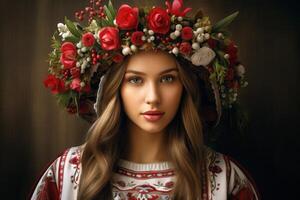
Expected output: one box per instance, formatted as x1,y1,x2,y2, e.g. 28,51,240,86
142,113,164,122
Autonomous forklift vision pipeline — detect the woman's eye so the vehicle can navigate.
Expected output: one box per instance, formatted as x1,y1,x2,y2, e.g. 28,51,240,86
128,77,142,84
161,75,175,83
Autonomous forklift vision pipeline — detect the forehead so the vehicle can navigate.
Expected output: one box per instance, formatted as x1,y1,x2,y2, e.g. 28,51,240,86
125,50,177,74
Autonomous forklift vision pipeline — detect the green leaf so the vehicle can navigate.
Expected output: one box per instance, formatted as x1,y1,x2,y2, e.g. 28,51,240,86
64,35,80,43
108,0,116,18
104,5,114,25
212,11,239,32
214,60,226,84
65,17,82,38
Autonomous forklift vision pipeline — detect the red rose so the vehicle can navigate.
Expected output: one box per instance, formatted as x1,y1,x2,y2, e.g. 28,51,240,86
112,53,124,63
147,7,171,34
70,78,81,92
43,74,66,94
226,42,238,66
179,42,192,55
131,31,144,46
181,27,193,40
82,32,95,47
99,27,121,51
60,42,77,69
70,67,80,78
116,4,139,30
165,0,192,17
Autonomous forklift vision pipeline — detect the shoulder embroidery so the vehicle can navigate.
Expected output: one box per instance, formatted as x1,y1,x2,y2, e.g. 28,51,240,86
58,148,69,198
207,149,223,196
69,147,81,190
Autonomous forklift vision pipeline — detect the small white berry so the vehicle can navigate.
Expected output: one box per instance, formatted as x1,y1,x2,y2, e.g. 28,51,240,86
174,30,181,37
143,28,148,32
147,38,152,43
150,36,155,41
148,30,154,35
192,43,200,50
175,24,182,30
76,62,81,67
196,27,204,34
177,16,183,21
81,47,87,52
76,42,82,48
113,19,117,26
80,82,85,87
86,57,91,62
197,35,204,43
170,32,177,40
130,45,137,52
224,54,230,59
141,36,146,41
217,33,224,39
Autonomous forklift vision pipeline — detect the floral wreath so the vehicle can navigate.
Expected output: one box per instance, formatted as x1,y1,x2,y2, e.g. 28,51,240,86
44,0,248,127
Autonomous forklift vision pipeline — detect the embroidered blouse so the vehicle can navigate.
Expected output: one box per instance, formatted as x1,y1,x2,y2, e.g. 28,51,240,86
29,146,260,200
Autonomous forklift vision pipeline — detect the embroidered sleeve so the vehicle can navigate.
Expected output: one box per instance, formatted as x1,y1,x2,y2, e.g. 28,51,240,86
30,155,61,200
225,156,261,200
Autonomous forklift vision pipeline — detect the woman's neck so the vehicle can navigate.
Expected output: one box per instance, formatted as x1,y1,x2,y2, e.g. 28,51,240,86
121,122,170,163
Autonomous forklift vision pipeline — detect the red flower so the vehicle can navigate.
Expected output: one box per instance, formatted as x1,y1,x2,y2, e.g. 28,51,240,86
70,67,80,78
147,7,171,34
43,74,66,94
82,32,95,47
131,31,144,46
165,0,192,17
226,41,238,66
225,67,235,81
181,26,193,40
112,53,124,63
99,27,121,51
70,78,81,92
60,42,77,69
116,4,139,30
179,42,192,55
232,186,256,200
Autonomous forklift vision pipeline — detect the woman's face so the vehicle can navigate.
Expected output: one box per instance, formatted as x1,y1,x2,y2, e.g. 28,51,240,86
120,50,183,134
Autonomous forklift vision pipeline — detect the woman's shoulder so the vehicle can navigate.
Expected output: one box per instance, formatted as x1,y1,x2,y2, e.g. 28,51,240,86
204,146,261,200
29,145,83,200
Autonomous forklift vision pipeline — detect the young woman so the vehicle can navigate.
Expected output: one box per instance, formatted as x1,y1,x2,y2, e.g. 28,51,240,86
31,0,260,199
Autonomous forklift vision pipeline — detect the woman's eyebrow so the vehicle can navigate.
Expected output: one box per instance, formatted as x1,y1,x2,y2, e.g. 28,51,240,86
125,68,178,75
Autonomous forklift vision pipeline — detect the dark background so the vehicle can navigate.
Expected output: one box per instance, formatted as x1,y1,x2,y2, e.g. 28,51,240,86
0,0,299,199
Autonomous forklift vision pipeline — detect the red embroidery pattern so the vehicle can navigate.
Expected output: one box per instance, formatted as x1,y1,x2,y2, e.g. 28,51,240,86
117,167,175,180
69,148,81,189
58,149,69,199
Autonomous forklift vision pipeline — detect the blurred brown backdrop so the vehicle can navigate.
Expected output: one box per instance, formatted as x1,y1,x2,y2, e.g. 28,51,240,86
0,0,299,199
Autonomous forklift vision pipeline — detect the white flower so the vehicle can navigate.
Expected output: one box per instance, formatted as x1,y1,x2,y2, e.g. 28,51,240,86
191,46,216,66
57,23,68,33
235,64,246,76
122,47,131,55
62,31,72,39
172,47,179,55
204,33,210,40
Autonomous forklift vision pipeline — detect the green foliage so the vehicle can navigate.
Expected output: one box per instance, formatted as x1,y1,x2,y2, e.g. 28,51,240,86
212,11,239,32
101,0,116,27
213,60,226,84
65,17,82,38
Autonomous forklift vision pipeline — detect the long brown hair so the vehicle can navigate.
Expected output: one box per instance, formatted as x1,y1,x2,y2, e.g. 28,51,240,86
78,52,207,200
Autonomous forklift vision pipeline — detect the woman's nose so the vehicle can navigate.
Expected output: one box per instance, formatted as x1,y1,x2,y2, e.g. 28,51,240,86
145,82,160,105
